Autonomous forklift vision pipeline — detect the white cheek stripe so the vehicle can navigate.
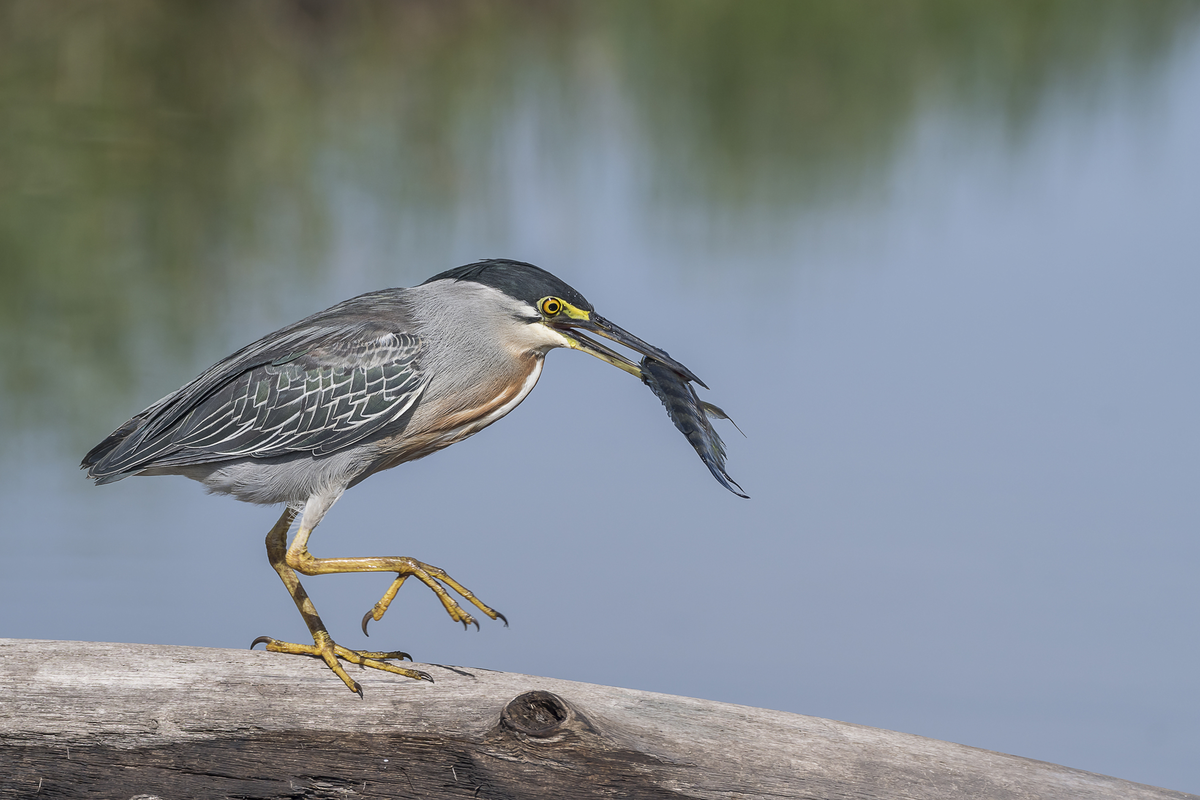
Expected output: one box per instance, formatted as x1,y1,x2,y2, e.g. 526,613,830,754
509,319,572,355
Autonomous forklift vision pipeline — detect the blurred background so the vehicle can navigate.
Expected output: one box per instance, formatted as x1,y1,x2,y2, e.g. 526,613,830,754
2,0,1198,792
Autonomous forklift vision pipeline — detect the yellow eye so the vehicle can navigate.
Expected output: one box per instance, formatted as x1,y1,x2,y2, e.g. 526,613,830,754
540,297,563,316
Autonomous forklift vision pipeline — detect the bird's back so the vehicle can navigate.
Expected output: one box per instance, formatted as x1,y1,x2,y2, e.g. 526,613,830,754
82,290,428,488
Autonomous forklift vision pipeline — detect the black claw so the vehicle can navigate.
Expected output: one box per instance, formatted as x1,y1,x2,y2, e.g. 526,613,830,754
471,619,480,632
417,671,434,683
361,609,374,637
250,636,272,650
495,610,508,627
352,681,364,699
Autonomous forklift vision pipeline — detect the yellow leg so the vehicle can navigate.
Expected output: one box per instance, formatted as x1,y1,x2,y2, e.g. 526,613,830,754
361,563,508,636
284,522,506,636
252,507,432,696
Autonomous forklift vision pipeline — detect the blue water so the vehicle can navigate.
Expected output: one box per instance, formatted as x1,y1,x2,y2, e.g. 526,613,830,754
2,6,1198,792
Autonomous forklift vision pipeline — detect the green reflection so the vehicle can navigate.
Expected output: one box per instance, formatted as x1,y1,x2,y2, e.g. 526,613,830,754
0,0,1195,450
613,0,1197,204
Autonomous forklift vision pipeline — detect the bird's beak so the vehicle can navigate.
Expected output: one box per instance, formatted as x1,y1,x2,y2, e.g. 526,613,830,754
551,309,707,389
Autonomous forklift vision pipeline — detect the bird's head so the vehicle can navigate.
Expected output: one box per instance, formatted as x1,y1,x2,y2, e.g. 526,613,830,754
424,259,705,386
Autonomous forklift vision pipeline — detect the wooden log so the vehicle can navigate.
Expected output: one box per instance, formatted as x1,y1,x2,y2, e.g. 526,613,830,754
0,638,1192,799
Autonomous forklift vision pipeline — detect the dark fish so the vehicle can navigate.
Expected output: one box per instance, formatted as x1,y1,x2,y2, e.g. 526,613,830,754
641,356,748,498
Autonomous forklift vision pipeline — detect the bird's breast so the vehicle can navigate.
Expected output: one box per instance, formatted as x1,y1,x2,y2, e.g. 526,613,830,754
371,353,545,471
433,353,544,437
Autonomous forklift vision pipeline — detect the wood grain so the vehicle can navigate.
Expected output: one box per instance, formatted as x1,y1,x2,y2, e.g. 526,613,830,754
0,639,1192,799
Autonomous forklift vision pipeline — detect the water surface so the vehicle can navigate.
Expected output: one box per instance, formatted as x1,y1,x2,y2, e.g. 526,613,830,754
2,1,1198,792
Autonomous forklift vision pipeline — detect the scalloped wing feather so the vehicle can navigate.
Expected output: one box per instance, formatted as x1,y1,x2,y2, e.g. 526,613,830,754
84,327,428,479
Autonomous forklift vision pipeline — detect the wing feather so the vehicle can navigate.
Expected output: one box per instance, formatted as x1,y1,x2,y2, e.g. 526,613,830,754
151,339,425,466
83,294,429,482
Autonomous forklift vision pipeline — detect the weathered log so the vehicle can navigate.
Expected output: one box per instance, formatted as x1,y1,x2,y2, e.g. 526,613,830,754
0,638,1192,799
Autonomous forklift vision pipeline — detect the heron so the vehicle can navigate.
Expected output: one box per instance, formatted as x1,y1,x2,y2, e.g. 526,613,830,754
82,259,739,695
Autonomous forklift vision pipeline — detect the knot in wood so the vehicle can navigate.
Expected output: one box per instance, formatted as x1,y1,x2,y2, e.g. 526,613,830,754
501,690,574,738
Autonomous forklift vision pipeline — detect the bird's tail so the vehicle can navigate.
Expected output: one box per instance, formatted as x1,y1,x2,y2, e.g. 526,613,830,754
80,416,143,484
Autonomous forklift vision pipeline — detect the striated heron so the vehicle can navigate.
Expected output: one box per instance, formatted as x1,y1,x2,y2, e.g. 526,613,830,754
82,259,738,695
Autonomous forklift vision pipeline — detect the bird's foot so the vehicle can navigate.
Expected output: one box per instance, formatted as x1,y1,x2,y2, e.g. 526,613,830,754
251,631,432,696
361,557,507,636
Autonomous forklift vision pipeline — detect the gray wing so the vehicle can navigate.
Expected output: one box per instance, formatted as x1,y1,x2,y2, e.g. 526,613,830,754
84,300,429,482
155,332,427,463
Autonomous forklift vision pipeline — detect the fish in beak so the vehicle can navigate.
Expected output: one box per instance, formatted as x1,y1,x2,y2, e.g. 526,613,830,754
550,310,707,388
546,301,746,497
